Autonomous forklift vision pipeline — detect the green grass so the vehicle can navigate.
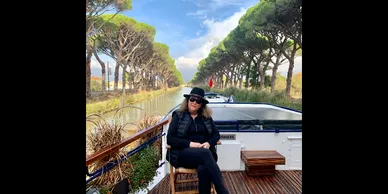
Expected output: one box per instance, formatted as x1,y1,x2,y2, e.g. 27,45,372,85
86,87,182,116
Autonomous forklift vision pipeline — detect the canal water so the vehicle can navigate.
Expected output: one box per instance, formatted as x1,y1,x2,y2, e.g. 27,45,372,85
86,86,192,137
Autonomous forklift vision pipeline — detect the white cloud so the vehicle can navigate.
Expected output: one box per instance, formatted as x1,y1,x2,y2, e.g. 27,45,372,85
186,9,208,17
175,56,202,69
186,0,254,20
175,8,247,70
192,0,252,10
210,0,248,9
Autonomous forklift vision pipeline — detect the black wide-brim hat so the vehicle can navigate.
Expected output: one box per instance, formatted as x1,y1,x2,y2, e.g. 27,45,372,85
183,87,209,104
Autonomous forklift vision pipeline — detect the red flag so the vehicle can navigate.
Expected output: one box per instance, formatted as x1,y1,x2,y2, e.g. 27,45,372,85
209,77,213,87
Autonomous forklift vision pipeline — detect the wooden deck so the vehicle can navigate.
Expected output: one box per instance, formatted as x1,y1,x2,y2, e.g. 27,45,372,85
148,170,302,194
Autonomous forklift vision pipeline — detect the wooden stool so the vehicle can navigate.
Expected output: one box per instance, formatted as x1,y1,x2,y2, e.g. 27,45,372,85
167,141,221,194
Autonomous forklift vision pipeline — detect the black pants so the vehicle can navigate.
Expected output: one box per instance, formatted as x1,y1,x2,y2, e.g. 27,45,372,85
178,148,229,194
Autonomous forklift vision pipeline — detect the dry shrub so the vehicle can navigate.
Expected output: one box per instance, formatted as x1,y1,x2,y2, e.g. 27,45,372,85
86,106,164,192
132,114,163,160
86,106,143,192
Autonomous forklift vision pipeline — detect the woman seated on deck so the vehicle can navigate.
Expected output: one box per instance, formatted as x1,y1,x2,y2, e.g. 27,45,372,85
166,87,229,194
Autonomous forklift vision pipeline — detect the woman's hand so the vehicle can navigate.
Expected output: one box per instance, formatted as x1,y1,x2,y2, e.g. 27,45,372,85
190,142,202,148
201,142,211,149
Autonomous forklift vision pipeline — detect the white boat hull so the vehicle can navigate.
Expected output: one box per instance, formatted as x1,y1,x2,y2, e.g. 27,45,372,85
142,102,302,193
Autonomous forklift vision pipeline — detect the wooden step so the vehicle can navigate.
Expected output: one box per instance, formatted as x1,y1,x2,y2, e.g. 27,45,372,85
241,150,285,176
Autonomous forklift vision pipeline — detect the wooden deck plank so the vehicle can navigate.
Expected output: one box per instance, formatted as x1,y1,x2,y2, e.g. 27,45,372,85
239,171,265,194
273,171,300,194
281,172,301,192
289,171,302,191
263,175,289,194
222,172,238,194
286,171,302,185
291,170,302,180
227,171,250,194
147,170,302,194
278,171,302,193
279,170,302,188
254,175,277,193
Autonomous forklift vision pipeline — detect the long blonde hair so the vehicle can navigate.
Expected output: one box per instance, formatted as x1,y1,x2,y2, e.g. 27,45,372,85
179,98,212,118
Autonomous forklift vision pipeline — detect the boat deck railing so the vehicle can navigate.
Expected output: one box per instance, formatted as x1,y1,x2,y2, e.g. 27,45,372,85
86,119,169,184
214,120,302,132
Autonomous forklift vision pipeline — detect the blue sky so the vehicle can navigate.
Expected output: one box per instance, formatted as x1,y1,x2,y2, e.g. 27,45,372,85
91,0,302,83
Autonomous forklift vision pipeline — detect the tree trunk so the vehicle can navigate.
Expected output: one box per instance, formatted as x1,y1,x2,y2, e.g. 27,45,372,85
233,73,238,87
244,57,252,88
122,63,127,91
219,74,224,89
93,49,106,93
120,63,127,109
285,59,294,97
126,63,132,90
164,80,168,88
270,52,282,94
229,69,233,87
230,65,237,87
284,42,298,97
261,59,271,91
239,72,243,88
258,65,265,91
251,60,258,89
254,54,265,91
224,73,229,88
114,62,120,93
86,48,92,98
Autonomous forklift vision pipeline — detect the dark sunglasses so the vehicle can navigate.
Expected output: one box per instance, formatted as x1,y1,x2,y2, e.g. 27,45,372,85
189,97,202,104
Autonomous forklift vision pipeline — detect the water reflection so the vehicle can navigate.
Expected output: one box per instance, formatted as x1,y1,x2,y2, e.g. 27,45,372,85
86,87,192,137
